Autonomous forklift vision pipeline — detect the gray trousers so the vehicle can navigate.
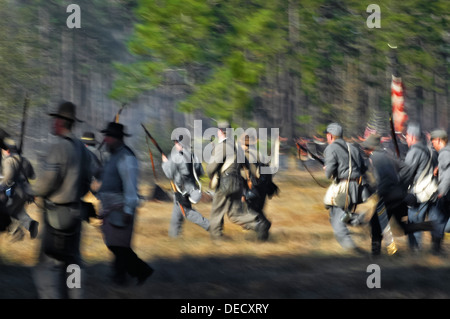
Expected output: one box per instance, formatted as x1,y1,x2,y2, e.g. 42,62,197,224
6,197,34,231
33,219,83,299
33,253,83,299
209,190,265,239
329,206,357,250
169,196,210,237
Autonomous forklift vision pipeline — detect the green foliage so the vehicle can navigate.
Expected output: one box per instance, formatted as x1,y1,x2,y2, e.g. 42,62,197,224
107,0,448,131
0,0,43,122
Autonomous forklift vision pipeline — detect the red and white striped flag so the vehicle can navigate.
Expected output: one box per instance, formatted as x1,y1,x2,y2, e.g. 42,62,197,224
391,74,408,134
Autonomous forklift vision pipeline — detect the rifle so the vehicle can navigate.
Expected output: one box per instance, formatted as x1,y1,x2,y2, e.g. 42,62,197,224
294,139,325,165
140,123,166,156
16,94,30,184
18,94,29,156
389,113,400,158
115,103,127,123
141,123,186,217
294,138,328,188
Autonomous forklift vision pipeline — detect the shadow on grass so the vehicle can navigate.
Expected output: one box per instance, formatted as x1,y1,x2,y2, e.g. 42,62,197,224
2,253,450,299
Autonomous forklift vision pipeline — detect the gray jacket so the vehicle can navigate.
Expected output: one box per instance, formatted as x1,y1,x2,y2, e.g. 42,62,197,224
162,149,203,195
438,144,450,197
206,138,241,178
368,149,406,199
324,139,367,205
98,144,139,215
400,141,436,187
324,139,366,180
32,132,92,204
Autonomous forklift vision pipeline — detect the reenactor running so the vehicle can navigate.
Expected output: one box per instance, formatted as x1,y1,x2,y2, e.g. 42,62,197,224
239,133,277,241
97,122,154,286
0,137,38,241
360,134,433,256
31,101,93,299
323,123,367,251
430,129,450,253
162,135,210,237
206,121,271,241
400,123,444,253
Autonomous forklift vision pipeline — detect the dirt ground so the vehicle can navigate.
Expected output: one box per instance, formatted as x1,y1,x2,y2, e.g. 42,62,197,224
1,158,450,300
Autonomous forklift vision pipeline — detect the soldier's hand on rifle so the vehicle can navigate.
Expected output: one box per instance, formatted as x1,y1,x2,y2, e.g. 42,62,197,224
433,166,439,177
162,154,168,162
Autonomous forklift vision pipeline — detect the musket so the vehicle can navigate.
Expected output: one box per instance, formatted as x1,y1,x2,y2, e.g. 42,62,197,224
389,113,400,158
18,94,29,156
141,123,186,217
294,139,328,188
294,139,324,165
17,94,30,184
140,123,166,156
115,103,127,123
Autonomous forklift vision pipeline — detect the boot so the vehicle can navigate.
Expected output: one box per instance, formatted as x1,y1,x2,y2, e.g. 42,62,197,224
386,242,398,256
371,240,381,256
432,237,443,256
256,220,271,242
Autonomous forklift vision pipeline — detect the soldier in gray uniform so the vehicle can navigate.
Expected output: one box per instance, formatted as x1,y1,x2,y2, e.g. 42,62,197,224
239,134,276,241
206,121,270,241
0,137,38,240
97,122,153,285
323,123,367,251
430,129,450,253
162,135,210,237
361,134,434,256
32,101,93,299
400,123,442,252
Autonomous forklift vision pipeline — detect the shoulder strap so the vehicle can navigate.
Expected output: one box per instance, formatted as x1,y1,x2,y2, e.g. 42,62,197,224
220,142,237,174
344,143,352,210
191,153,202,191
416,147,433,183
64,136,91,197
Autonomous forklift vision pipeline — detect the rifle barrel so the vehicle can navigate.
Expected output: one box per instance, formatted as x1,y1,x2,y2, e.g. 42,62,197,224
389,114,400,158
141,123,165,156
295,141,325,165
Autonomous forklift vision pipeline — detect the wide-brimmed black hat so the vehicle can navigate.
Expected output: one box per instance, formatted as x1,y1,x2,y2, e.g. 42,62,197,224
361,134,381,150
81,131,98,146
0,128,10,150
100,122,131,139
49,101,82,122
2,137,17,152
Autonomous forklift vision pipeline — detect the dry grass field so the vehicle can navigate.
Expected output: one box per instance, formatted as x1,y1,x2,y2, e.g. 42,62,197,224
1,157,450,300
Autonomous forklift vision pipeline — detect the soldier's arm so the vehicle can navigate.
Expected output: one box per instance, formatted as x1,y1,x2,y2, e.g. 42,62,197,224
438,153,450,197
161,155,176,180
324,147,338,179
31,146,61,197
399,149,418,187
1,157,16,187
206,142,224,178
